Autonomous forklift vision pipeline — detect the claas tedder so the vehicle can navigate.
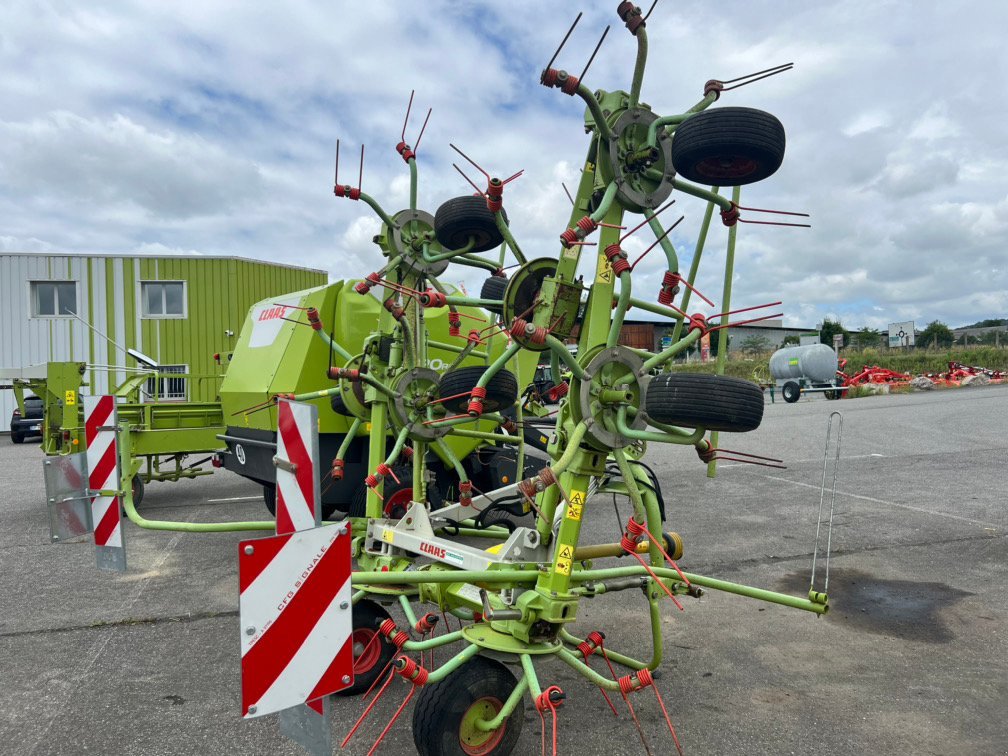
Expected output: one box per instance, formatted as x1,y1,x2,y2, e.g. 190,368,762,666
299,5,826,755
65,4,831,754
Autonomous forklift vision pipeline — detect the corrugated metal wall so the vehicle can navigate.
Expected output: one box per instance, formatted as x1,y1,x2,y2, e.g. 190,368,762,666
1,254,325,426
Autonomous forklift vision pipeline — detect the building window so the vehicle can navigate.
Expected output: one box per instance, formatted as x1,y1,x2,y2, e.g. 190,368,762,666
144,364,188,402
141,281,186,318
31,281,77,317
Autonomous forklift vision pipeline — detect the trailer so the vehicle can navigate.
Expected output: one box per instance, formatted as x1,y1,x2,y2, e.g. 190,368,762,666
769,343,848,402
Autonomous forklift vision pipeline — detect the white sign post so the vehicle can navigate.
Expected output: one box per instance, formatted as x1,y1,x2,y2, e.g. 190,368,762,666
888,321,915,348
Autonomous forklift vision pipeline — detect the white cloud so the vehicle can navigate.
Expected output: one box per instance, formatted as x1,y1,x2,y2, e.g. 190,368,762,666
0,0,1006,332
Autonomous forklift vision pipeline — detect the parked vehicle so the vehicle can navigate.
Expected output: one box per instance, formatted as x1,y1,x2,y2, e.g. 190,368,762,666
769,343,846,402
9,395,43,443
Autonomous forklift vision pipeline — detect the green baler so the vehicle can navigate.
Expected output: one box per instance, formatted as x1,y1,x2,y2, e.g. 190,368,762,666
219,278,537,516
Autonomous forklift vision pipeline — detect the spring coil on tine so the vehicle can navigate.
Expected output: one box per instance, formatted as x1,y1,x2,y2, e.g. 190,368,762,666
604,243,631,276
467,386,487,417
510,317,548,345
378,619,410,651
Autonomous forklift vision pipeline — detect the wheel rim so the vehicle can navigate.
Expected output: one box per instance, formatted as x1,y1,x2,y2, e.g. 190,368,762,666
458,696,506,755
351,628,381,675
694,155,758,180
384,487,414,520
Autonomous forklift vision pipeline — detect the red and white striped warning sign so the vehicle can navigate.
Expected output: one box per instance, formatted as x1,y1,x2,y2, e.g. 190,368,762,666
238,523,354,718
275,399,321,535
84,395,122,550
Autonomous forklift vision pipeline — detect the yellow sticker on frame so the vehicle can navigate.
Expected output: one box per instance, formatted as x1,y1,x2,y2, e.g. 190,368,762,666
64,390,76,406
556,558,572,575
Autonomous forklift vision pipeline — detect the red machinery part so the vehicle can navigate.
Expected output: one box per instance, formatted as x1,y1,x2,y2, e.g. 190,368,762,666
396,141,415,162
467,386,487,418
541,67,581,95
419,289,447,308
334,184,361,200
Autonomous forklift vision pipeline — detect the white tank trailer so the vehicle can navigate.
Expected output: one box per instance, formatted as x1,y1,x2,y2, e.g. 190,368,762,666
768,343,845,403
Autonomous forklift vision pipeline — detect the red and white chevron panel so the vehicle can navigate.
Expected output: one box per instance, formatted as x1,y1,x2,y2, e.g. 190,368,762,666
275,399,321,535
238,523,354,718
84,395,122,549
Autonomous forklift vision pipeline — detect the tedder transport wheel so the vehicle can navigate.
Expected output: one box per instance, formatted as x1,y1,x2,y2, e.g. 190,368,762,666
434,196,508,253
438,367,518,415
330,392,352,416
336,599,396,697
266,480,342,519
671,106,785,186
131,475,145,507
781,380,801,403
479,276,508,314
412,655,524,756
348,465,414,519
645,373,764,432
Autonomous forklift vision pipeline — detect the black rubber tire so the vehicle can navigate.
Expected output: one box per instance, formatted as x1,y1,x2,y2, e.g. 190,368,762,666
330,392,351,416
824,389,837,401
335,600,396,697
438,367,518,415
348,466,413,519
645,373,764,432
671,106,785,186
781,381,801,404
479,276,508,314
10,432,24,444
131,475,145,507
434,195,507,253
412,655,524,756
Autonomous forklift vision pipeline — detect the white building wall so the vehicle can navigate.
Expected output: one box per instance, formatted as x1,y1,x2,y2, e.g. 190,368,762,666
0,254,123,428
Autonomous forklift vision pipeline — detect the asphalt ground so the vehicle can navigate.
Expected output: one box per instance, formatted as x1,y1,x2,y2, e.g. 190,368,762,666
0,385,1005,755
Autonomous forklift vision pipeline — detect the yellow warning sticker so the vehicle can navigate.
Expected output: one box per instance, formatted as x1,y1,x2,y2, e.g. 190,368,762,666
556,558,572,575
566,490,586,521
595,259,613,284
558,544,574,560
64,390,76,406
381,529,394,545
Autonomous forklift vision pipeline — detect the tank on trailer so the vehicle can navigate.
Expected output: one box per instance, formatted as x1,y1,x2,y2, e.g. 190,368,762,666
769,343,844,402
769,343,838,383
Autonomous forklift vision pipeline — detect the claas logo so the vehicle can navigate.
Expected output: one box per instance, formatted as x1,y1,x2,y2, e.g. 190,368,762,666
258,305,289,322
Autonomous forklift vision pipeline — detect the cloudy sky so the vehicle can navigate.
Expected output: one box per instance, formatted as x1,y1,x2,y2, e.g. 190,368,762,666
2,1,1006,331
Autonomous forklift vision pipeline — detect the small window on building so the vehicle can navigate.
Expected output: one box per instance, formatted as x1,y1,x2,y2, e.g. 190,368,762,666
31,281,77,317
141,281,186,318
144,365,188,402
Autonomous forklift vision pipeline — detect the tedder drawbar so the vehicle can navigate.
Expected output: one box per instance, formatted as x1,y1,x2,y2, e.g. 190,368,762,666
63,4,833,755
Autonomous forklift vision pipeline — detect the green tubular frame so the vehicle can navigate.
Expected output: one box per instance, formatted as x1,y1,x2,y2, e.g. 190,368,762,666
284,9,825,742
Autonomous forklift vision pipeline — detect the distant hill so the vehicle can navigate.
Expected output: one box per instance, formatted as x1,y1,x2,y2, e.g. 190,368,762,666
956,318,1007,329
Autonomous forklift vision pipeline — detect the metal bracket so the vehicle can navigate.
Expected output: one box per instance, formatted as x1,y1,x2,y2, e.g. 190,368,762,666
273,456,298,474
364,502,546,570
